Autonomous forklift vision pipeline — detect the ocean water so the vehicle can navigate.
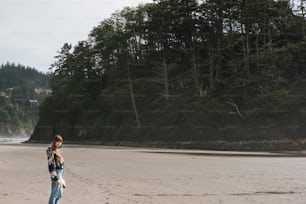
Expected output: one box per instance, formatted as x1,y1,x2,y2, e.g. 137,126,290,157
0,136,30,144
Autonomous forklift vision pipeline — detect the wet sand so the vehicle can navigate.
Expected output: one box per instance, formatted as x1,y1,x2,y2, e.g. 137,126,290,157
1,144,306,204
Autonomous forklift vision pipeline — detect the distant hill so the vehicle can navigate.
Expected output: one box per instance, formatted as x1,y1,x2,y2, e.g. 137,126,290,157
0,62,49,90
0,62,50,138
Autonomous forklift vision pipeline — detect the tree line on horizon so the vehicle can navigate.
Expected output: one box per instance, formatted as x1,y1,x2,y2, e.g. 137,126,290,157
0,62,49,91
34,0,306,142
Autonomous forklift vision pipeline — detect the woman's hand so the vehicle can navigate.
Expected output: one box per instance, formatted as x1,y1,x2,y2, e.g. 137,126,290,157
55,179,61,186
62,179,66,188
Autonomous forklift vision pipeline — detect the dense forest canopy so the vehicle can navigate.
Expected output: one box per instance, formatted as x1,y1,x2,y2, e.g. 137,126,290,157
31,0,306,147
0,62,49,90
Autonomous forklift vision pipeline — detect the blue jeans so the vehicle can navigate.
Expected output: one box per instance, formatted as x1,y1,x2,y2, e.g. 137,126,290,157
48,169,64,204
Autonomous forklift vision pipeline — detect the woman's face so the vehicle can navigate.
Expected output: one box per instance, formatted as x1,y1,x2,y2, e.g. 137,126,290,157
55,141,62,149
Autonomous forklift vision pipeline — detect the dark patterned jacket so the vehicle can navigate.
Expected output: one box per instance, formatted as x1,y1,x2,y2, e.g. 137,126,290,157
46,147,64,181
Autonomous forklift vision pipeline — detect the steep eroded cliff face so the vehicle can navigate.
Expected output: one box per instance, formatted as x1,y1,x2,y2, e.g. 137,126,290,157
0,122,31,138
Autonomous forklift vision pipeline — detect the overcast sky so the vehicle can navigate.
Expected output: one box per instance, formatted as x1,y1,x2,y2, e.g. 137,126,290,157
0,0,152,73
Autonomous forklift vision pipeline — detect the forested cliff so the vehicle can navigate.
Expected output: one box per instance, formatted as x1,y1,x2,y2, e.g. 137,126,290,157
0,63,50,137
30,0,306,150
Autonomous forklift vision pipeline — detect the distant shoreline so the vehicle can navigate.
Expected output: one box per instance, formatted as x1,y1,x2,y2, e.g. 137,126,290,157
2,142,306,158
0,136,29,144
26,138,306,152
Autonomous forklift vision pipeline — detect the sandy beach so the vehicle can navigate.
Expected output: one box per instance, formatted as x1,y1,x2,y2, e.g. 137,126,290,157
1,144,306,204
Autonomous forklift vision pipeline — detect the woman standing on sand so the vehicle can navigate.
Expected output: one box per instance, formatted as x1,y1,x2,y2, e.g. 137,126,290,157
47,135,66,204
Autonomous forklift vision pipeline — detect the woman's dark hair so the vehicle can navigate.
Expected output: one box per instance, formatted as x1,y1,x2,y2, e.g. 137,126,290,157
50,134,63,150
50,134,64,164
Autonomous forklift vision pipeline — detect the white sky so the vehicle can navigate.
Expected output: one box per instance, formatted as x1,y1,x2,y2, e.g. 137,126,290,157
0,0,152,73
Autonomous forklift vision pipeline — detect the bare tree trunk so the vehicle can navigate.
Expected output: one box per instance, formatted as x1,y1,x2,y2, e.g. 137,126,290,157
255,32,259,71
160,17,170,104
208,48,215,93
301,0,306,40
268,26,273,55
162,53,169,104
191,47,200,95
226,100,244,119
242,31,250,81
241,22,250,81
215,0,224,80
126,53,141,128
215,37,221,80
245,31,250,80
